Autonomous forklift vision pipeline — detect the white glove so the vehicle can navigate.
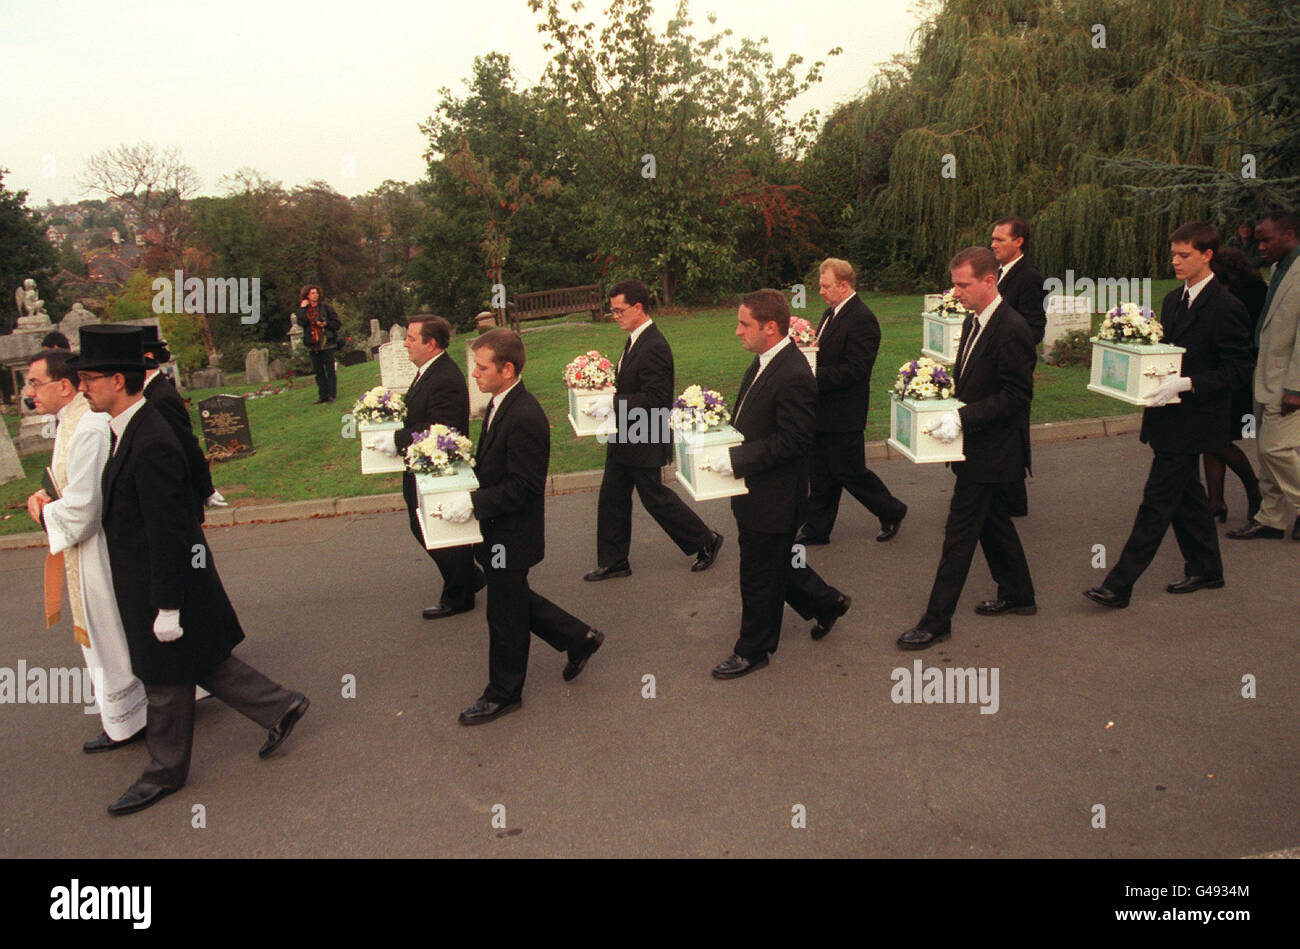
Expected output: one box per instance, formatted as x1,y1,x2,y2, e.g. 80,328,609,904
153,608,184,642
364,431,400,457
582,401,612,419
1147,375,1191,406
206,489,228,508
926,411,962,444
703,450,733,478
439,491,475,523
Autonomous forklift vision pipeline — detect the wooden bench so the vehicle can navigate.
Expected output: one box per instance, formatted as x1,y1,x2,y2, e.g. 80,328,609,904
502,283,605,331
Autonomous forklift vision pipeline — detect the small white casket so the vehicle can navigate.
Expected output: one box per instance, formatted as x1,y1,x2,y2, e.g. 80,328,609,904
672,424,748,501
1087,339,1186,406
921,312,964,364
358,420,405,474
888,395,966,464
567,386,616,437
923,293,945,314
415,463,484,550
799,346,818,374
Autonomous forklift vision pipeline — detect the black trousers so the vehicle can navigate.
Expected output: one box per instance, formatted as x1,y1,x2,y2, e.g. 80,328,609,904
482,567,591,703
403,473,484,608
596,455,711,566
1104,450,1222,595
803,430,906,537
309,348,337,401
920,476,1034,633
1006,477,1029,517
734,527,843,660
142,654,296,788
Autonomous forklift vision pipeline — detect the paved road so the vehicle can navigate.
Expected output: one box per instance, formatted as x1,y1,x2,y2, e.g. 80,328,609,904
1,435,1296,857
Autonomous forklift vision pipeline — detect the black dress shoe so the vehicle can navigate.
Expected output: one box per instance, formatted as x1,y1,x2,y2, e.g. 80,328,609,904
422,602,473,620
259,694,309,758
1165,575,1225,594
1082,586,1130,609
691,531,724,572
876,505,907,542
794,527,830,546
1226,519,1285,539
458,697,521,725
811,594,851,640
312,398,328,405
974,599,1037,616
563,630,605,682
896,627,950,650
83,727,145,754
107,781,179,816
711,653,769,679
583,562,631,581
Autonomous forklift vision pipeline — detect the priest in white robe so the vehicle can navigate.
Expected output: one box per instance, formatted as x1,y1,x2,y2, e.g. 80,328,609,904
25,350,147,750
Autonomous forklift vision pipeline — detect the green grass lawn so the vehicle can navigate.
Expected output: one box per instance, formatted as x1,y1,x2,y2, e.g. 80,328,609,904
0,283,1179,536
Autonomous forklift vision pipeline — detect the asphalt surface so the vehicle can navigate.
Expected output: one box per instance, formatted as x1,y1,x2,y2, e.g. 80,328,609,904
1,434,1296,858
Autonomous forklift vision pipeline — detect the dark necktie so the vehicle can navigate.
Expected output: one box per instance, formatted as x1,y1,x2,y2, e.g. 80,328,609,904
1168,289,1190,339
617,336,632,374
483,397,496,431
816,306,835,340
109,429,118,456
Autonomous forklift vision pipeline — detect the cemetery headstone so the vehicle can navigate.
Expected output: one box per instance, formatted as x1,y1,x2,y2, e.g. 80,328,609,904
199,395,254,461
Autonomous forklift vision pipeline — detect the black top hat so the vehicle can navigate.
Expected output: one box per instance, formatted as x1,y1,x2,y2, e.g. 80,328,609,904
67,325,148,372
138,324,171,366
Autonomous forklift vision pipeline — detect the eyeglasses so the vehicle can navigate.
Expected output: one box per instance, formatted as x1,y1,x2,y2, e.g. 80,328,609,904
22,377,54,391
76,372,110,383
611,305,638,316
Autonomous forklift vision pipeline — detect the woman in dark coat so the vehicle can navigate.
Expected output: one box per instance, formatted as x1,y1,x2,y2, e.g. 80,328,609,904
293,284,341,403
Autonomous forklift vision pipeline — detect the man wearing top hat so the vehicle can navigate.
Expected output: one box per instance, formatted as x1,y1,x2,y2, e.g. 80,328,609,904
138,325,226,518
72,325,310,815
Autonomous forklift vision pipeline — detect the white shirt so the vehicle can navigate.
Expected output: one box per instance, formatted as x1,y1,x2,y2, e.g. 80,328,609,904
1183,272,1214,306
998,254,1023,282
960,295,1003,374
752,335,792,386
621,319,653,370
485,379,521,430
144,370,162,391
108,396,147,453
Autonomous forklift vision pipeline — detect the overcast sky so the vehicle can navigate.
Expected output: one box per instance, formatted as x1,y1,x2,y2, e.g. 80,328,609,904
2,0,925,206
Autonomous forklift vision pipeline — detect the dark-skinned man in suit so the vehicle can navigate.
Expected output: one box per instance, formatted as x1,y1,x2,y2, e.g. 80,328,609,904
1085,222,1253,607
900,247,1037,650
706,289,851,679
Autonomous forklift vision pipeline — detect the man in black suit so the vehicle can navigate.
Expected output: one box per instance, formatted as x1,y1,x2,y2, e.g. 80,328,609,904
73,325,308,816
440,329,604,724
138,327,224,521
991,215,1046,518
293,284,341,403
706,290,851,679
1085,222,1253,607
583,278,723,581
797,259,908,545
899,248,1037,650
371,315,485,619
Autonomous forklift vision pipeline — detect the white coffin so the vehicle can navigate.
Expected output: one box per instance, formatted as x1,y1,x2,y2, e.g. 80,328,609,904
888,395,966,463
567,386,616,437
922,293,945,314
415,464,484,550
799,346,818,374
921,312,964,364
1087,339,1186,406
672,424,748,501
358,420,405,474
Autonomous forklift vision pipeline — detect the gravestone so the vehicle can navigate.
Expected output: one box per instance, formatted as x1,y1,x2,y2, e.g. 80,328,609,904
1043,295,1093,353
190,368,225,390
245,347,270,384
338,350,367,367
389,324,404,343
378,340,417,393
268,358,288,380
0,421,24,485
366,319,383,356
287,320,303,353
58,303,98,351
199,395,254,461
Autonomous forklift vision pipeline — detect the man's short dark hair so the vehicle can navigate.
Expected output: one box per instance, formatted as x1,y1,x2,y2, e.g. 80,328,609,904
994,216,1030,245
29,350,78,386
609,279,651,310
949,246,999,279
1259,210,1298,236
408,315,451,350
472,328,526,376
42,331,70,350
1210,247,1261,290
740,288,790,336
1171,221,1220,254
121,369,145,395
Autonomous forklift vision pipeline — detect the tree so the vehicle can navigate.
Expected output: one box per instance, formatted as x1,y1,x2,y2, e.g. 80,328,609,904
360,275,412,331
0,169,60,333
80,142,199,267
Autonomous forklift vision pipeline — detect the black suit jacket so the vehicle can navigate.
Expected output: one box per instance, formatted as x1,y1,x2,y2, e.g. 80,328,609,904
814,295,880,432
609,321,674,467
470,382,548,570
952,301,1036,483
1139,280,1253,454
395,352,471,456
997,256,1047,345
100,402,243,685
144,371,213,519
728,342,818,534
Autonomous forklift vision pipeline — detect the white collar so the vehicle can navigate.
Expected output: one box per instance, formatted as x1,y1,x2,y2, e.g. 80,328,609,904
490,379,522,412
144,369,162,389
416,351,443,375
999,254,1023,278
757,335,792,372
976,294,1003,327
109,396,147,448
1184,272,1214,305
831,294,854,317
627,319,653,347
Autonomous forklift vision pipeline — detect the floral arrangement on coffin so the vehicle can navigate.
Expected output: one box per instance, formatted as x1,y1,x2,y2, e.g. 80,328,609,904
894,357,955,400
788,317,817,347
352,386,405,423
405,424,474,475
670,384,732,432
934,289,973,318
563,350,616,389
1098,303,1163,345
